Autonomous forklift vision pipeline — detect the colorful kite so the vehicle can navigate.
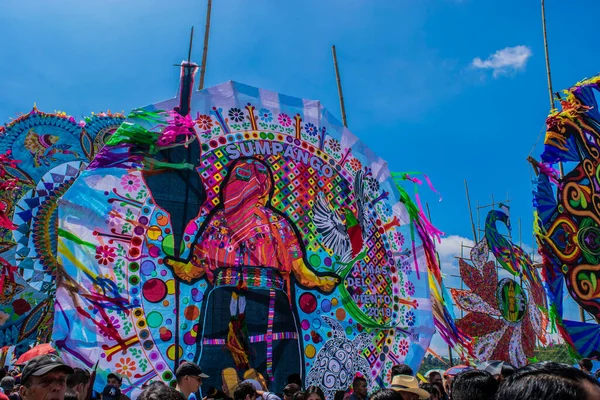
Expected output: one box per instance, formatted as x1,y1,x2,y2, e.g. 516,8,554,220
451,208,547,367
54,64,438,398
0,106,124,353
534,75,600,358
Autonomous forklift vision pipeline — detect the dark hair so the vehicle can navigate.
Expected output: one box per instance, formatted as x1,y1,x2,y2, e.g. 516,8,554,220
432,381,446,397
0,369,6,381
369,389,402,400
292,392,305,400
451,370,498,400
500,364,515,379
67,368,91,388
305,386,325,400
428,371,442,381
234,383,257,400
287,373,302,386
64,388,79,400
596,370,600,380
352,377,366,388
579,358,593,372
495,362,600,400
420,383,440,397
138,384,186,400
107,373,122,383
391,364,413,378
284,384,301,397
333,391,346,400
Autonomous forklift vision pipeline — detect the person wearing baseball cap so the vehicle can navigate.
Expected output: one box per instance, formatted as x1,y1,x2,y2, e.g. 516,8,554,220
175,362,208,400
19,354,74,400
390,375,429,400
107,373,130,400
102,384,122,400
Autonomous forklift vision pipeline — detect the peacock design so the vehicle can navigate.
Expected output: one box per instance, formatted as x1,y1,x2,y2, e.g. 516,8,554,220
451,208,548,367
306,316,371,399
24,129,79,168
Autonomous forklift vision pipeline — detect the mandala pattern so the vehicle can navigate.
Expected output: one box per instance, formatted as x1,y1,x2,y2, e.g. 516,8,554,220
54,73,437,398
534,75,600,358
451,209,547,367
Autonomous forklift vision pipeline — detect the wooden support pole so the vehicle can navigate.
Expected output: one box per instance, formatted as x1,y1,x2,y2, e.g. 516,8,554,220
332,45,348,127
198,0,212,90
541,0,555,110
188,26,194,62
464,180,478,243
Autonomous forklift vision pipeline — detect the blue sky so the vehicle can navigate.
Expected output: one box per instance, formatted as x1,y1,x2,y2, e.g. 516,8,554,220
0,0,596,357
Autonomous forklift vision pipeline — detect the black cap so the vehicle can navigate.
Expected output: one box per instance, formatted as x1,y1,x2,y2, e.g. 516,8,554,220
102,385,121,400
21,354,74,384
175,362,209,379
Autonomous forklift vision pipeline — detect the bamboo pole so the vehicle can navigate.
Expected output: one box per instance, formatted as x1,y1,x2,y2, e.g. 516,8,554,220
198,0,213,90
188,26,194,62
464,180,478,243
541,0,554,110
332,45,348,127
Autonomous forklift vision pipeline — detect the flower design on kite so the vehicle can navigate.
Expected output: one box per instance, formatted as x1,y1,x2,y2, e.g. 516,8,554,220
278,113,292,127
304,123,318,136
228,108,244,122
259,108,273,122
349,158,362,172
327,138,341,153
450,239,547,367
398,339,409,356
115,357,136,378
95,245,116,266
196,114,213,130
120,174,140,193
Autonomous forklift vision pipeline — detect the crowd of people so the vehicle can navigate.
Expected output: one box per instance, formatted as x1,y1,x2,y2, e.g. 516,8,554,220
4,354,600,400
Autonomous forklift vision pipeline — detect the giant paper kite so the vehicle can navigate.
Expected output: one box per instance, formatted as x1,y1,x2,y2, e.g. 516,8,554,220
0,107,124,353
534,75,600,358
451,208,547,367
54,63,439,398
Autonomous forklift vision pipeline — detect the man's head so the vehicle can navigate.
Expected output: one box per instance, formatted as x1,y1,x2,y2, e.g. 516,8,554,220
233,383,256,400
418,384,440,400
102,385,121,400
450,370,498,400
369,389,402,400
390,365,414,384
496,362,600,400
427,372,442,385
107,373,123,388
19,354,74,400
352,377,367,399
390,375,429,400
175,362,208,397
579,358,594,374
66,368,90,400
1,377,15,394
283,383,301,400
139,383,185,400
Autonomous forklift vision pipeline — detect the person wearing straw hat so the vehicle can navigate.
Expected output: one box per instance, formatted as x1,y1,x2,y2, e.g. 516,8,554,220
390,375,429,400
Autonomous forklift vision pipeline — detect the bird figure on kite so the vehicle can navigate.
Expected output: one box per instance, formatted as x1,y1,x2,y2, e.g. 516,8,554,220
23,130,80,168
165,157,339,391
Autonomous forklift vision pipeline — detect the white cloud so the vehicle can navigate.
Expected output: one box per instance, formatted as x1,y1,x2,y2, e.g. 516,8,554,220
471,45,532,77
437,235,475,275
